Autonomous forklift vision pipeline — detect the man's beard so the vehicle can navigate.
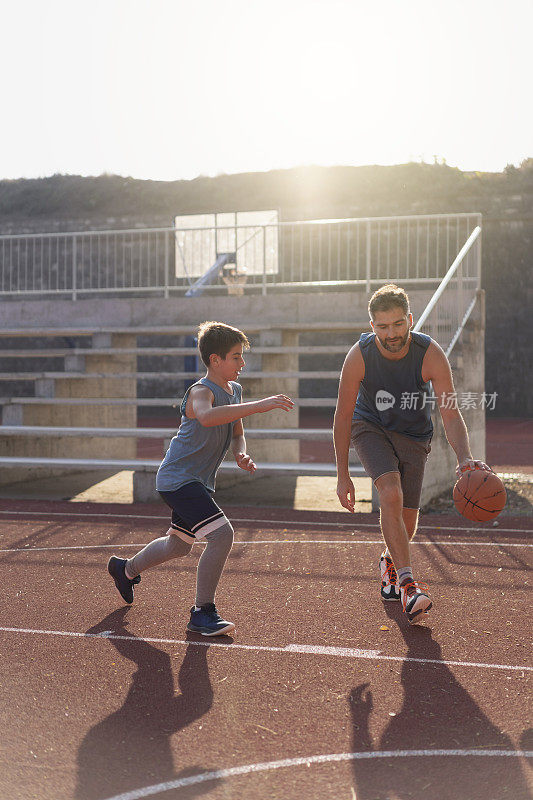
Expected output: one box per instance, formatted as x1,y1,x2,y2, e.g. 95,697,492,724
380,330,410,352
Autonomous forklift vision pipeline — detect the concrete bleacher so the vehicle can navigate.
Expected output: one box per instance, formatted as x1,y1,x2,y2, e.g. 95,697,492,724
0,286,485,508
0,304,373,504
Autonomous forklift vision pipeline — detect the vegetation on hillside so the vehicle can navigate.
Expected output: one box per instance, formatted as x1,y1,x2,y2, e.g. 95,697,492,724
0,160,532,222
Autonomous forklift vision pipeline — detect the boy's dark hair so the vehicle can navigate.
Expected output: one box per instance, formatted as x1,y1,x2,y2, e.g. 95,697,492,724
197,321,250,367
368,284,410,319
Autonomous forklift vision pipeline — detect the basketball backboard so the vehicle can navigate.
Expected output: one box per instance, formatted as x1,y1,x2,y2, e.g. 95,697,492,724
174,210,279,280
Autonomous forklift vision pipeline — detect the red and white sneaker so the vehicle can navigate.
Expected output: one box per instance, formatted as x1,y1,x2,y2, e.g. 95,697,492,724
400,580,432,624
379,552,400,601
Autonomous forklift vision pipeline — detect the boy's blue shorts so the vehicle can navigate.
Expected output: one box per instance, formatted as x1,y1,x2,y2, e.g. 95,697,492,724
158,481,229,540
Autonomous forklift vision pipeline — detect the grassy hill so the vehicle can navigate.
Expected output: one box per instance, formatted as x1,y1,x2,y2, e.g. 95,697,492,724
0,161,532,226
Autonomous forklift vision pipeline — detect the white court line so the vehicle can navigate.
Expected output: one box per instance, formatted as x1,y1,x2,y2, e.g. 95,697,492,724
0,626,531,672
0,509,530,535
102,749,533,800
0,539,531,553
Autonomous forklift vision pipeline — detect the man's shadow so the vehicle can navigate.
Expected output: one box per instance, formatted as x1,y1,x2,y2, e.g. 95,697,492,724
349,606,532,800
75,608,222,799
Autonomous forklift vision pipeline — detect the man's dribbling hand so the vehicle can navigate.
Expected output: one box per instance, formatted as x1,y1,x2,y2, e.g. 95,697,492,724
256,395,294,413
236,452,257,473
455,458,492,478
336,476,355,513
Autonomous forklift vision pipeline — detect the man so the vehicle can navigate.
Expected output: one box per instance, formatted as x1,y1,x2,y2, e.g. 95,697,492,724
333,284,488,624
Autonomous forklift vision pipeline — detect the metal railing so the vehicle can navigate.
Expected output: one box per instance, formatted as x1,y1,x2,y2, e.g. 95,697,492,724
413,225,481,355
0,212,481,299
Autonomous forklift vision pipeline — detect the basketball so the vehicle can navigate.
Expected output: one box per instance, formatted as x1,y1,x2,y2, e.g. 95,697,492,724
453,468,507,522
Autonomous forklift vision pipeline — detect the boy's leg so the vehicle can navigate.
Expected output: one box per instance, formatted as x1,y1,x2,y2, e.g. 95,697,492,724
157,482,236,633
195,522,234,607
188,521,236,636
158,484,234,606
108,530,192,604
125,529,192,578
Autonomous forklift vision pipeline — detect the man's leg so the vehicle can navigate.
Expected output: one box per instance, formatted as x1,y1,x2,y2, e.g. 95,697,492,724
375,471,410,569
402,507,420,541
379,506,420,600
382,508,418,558
375,474,431,622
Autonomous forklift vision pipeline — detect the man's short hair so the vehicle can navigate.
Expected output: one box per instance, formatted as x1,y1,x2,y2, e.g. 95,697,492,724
197,321,250,367
368,284,410,319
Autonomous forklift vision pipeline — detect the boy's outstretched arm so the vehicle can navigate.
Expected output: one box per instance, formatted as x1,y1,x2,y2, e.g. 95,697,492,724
231,418,256,473
189,386,294,427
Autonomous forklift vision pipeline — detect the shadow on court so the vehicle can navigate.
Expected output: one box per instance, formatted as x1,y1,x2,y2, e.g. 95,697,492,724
75,607,221,800
349,606,532,800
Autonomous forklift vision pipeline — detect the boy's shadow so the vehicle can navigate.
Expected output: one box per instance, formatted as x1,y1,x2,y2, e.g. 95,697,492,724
75,608,222,799
349,605,532,800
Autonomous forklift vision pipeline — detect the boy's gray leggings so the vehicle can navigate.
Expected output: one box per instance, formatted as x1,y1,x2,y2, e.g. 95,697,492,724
126,522,234,607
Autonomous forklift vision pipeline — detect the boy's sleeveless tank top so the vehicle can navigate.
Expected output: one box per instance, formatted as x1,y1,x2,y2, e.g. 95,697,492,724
353,332,433,441
156,377,243,492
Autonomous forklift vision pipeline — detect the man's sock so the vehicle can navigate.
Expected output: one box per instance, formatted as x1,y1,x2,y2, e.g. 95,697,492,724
397,566,414,586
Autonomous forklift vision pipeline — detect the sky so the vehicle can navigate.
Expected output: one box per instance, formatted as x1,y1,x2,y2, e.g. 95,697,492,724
1,0,531,181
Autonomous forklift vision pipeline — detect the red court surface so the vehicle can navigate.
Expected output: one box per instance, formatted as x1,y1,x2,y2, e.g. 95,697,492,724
0,500,531,800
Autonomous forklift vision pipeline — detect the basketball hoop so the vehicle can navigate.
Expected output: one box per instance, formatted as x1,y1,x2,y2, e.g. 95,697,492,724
222,266,248,296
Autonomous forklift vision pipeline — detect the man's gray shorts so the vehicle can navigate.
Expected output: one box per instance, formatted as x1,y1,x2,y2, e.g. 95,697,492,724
351,419,432,509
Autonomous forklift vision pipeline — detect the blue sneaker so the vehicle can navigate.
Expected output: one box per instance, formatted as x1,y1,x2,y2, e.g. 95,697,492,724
107,556,141,604
187,604,235,636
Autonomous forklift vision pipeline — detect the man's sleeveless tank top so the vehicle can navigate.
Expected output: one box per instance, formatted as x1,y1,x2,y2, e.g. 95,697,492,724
353,332,433,441
156,377,243,492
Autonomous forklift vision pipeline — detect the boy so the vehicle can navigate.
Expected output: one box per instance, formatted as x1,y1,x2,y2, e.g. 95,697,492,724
334,284,489,624
108,321,294,635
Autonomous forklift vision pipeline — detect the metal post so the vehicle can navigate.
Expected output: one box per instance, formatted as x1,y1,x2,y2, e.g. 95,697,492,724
365,221,371,294
476,220,482,290
458,258,464,329
262,226,267,296
164,230,170,299
72,236,77,301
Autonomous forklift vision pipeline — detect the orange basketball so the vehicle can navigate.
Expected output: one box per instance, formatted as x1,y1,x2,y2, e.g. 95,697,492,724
453,468,506,522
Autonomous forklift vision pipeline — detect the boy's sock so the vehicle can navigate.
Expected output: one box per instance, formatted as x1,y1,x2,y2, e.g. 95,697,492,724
397,566,414,586
195,523,234,607
125,533,192,578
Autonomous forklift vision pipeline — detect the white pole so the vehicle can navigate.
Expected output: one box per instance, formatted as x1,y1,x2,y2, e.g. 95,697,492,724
414,226,481,332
